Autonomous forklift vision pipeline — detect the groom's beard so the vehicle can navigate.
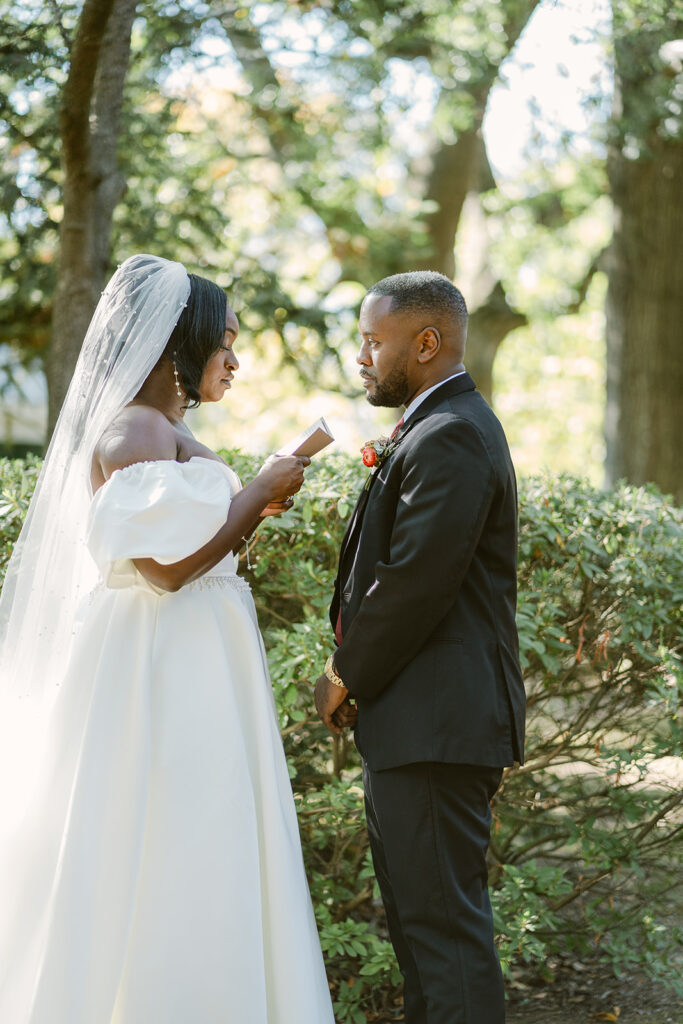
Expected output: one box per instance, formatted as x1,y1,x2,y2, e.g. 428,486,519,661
364,361,409,408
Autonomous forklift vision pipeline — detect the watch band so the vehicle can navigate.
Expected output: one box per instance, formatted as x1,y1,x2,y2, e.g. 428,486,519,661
324,653,345,689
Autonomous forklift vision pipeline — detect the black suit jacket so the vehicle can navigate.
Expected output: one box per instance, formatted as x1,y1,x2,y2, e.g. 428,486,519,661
331,373,525,771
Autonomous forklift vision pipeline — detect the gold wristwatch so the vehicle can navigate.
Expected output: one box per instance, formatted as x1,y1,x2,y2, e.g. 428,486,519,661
324,654,346,689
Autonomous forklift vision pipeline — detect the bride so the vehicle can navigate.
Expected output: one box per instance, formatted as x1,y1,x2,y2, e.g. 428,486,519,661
0,254,335,1023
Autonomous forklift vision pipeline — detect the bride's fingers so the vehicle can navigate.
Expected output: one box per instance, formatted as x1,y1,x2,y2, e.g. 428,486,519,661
260,498,295,517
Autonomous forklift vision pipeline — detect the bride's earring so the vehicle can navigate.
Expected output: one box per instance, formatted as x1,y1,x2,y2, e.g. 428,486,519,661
173,356,183,399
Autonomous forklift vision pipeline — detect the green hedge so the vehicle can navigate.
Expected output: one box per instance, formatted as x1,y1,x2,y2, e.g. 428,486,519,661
1,454,681,1021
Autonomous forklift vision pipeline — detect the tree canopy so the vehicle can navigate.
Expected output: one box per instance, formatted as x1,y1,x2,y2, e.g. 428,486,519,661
0,0,681,494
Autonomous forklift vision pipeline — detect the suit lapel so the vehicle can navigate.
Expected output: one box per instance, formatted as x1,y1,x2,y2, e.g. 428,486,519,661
338,486,370,567
336,372,478,589
403,372,477,428
337,410,417,570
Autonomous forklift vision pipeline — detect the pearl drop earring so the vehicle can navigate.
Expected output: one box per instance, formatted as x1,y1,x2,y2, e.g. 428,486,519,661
173,356,183,399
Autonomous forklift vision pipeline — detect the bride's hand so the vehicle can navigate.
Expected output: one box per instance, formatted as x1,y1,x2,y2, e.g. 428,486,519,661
257,455,310,502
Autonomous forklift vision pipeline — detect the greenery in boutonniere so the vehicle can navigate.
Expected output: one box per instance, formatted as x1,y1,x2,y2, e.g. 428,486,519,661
360,437,398,487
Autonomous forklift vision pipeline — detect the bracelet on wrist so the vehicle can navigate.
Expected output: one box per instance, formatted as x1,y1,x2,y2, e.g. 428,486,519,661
324,653,345,689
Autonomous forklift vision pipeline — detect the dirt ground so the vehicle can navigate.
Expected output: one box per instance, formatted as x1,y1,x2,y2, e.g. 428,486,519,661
369,961,681,1024
506,961,682,1024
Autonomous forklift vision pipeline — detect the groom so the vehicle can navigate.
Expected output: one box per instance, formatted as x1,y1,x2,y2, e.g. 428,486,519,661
314,271,525,1023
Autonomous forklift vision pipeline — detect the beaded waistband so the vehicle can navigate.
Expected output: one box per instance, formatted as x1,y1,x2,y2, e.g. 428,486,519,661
187,574,252,593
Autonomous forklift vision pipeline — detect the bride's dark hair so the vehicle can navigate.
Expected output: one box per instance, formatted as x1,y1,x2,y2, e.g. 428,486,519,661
162,272,228,407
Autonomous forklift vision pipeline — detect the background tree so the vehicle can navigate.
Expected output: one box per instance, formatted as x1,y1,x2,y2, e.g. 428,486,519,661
220,0,540,400
47,0,138,433
1,0,681,494
605,0,683,502
0,0,231,425
1,0,544,418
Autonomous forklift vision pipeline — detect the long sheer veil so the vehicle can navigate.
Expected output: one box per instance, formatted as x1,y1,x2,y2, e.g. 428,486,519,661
0,254,190,711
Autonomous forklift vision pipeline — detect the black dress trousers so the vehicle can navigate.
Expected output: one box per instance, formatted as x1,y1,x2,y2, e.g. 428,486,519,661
362,761,505,1024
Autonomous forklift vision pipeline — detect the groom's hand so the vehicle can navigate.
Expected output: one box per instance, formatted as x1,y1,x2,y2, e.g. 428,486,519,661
332,697,357,731
314,674,350,734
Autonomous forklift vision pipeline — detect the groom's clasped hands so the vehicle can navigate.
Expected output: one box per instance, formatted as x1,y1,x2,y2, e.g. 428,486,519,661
314,669,357,734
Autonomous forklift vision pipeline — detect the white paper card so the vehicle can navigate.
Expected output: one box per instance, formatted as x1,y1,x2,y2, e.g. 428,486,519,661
277,417,335,458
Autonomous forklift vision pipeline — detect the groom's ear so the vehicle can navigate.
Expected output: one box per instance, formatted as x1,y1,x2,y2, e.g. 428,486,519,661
416,326,441,363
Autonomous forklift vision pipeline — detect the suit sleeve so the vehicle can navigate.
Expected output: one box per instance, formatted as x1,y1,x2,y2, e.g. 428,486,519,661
334,416,495,700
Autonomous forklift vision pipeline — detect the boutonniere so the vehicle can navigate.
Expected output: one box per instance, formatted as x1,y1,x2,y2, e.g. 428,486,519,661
360,436,398,487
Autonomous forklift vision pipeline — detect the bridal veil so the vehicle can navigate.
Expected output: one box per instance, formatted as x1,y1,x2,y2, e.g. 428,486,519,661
0,254,190,710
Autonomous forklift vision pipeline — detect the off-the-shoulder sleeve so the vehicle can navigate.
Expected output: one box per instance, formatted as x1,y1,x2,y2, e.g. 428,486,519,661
86,458,233,588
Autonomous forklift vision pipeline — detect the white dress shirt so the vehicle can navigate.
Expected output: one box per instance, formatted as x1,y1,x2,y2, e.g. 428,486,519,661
402,370,468,423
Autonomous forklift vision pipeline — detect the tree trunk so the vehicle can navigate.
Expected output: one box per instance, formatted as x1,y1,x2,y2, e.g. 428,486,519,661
47,0,138,438
467,282,527,402
605,18,683,502
417,0,540,400
421,129,483,280
420,131,526,403
91,0,139,280
225,2,537,406
418,125,526,404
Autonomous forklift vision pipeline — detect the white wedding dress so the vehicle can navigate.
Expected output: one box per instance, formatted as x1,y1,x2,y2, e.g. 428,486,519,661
0,456,334,1024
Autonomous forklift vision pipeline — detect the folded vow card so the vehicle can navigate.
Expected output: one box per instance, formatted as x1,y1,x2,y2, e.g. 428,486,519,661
277,417,334,458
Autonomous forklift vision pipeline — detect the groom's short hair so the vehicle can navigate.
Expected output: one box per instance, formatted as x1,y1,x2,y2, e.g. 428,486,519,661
366,271,468,327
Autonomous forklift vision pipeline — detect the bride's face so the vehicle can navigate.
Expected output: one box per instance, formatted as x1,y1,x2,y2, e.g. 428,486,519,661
198,307,240,403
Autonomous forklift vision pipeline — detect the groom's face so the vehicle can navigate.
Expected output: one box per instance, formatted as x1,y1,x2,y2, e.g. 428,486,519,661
357,294,416,408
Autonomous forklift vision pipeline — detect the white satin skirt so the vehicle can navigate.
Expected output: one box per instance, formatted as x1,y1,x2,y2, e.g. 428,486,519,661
0,579,334,1024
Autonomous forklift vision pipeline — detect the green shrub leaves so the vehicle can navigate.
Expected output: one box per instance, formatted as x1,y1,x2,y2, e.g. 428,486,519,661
1,456,680,1016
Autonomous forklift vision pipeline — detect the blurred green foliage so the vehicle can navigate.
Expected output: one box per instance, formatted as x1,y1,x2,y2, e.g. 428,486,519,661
0,455,41,575
0,0,593,385
4,453,680,1019
8,0,668,488
3,0,682,498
